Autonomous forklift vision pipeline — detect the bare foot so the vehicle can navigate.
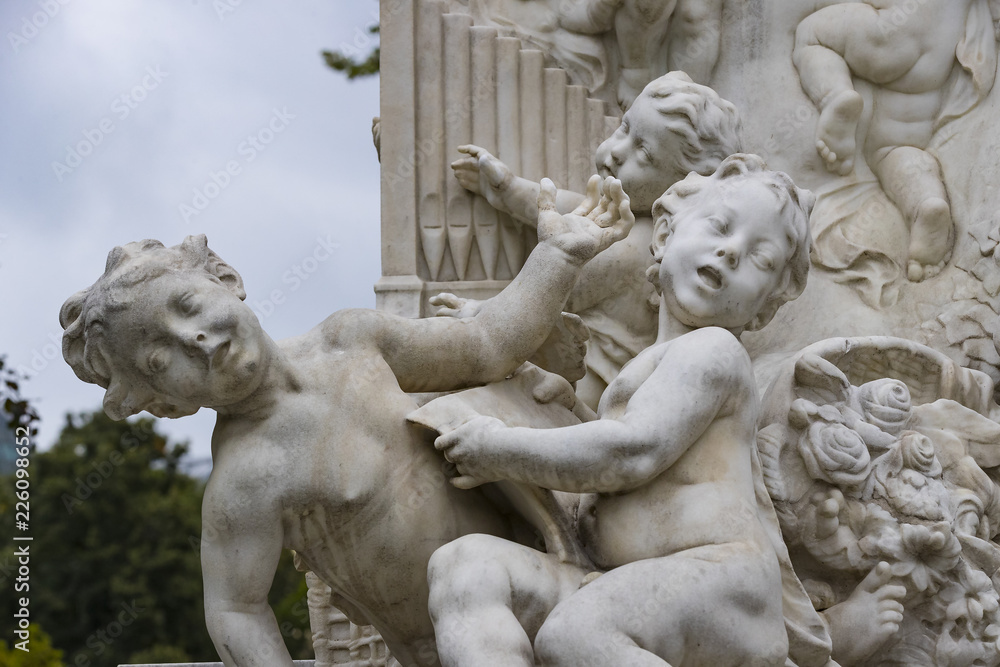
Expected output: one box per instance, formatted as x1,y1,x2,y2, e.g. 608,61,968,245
906,197,953,282
825,562,906,665
816,90,863,177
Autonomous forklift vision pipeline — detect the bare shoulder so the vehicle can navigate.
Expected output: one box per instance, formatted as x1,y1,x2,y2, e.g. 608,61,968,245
652,327,753,388
203,434,286,529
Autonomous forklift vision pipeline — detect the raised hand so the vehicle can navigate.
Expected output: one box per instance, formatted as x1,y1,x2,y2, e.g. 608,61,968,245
451,144,515,213
536,175,634,263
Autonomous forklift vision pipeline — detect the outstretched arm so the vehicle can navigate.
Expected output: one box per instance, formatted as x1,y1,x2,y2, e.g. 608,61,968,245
436,328,751,492
451,145,586,225
332,177,632,394
201,487,293,667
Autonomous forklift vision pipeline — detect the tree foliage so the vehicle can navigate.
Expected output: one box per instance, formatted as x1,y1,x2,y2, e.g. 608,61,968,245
322,25,380,79
0,356,39,436
0,411,311,666
0,624,64,667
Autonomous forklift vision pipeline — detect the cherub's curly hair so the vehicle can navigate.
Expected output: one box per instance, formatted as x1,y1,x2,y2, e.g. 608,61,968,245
635,71,743,177
59,234,245,420
648,153,814,332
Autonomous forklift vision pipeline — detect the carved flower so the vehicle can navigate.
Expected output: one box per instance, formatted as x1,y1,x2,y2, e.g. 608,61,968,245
884,522,962,594
870,433,951,522
858,379,912,435
799,422,872,488
900,432,942,478
933,568,1000,664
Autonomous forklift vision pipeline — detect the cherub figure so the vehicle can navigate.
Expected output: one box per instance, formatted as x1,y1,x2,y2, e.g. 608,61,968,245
447,71,741,409
793,0,999,281
427,154,836,666
58,179,632,667
555,0,724,107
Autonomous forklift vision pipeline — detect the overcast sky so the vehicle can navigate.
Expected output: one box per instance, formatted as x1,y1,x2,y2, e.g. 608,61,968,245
0,0,383,462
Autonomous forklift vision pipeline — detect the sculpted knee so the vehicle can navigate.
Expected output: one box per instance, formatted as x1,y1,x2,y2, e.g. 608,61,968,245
427,534,510,615
534,609,599,667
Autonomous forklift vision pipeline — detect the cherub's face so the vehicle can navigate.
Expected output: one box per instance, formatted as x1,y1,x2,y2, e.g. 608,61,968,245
595,95,683,213
657,179,794,331
107,271,269,416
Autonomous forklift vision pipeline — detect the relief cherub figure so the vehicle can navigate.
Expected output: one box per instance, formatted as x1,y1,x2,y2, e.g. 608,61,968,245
58,179,632,667
445,71,741,409
555,0,725,107
792,0,999,281
427,154,840,667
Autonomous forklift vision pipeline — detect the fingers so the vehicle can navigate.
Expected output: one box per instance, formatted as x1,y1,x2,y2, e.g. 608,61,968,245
451,475,486,490
537,178,557,213
434,431,455,453
429,292,464,317
571,174,603,216
451,157,480,194
859,561,892,592
457,144,484,158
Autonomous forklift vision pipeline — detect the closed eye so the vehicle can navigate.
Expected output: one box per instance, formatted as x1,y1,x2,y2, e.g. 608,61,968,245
176,291,200,315
751,249,776,271
147,349,169,374
708,217,728,234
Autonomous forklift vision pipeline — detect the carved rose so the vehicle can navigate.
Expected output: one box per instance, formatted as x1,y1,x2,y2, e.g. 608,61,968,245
899,432,942,478
799,422,872,488
858,379,912,435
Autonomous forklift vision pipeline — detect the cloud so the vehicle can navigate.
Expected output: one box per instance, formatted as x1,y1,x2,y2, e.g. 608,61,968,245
0,0,382,457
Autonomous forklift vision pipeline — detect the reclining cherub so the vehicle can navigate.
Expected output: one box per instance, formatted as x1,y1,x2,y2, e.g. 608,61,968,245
446,71,741,409
59,179,632,667
793,0,999,281
427,154,840,666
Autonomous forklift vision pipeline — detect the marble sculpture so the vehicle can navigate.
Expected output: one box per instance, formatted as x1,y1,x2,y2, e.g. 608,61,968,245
61,0,1000,664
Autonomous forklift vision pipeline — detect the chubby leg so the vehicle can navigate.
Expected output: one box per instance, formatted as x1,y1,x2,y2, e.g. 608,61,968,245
824,562,906,665
793,4,920,176
427,534,587,667
534,543,787,667
870,144,953,281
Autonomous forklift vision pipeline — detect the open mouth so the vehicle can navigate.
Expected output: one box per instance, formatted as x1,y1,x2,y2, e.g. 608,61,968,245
697,266,724,290
211,341,231,368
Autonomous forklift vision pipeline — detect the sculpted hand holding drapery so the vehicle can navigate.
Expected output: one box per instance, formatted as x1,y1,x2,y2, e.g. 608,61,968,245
425,155,835,667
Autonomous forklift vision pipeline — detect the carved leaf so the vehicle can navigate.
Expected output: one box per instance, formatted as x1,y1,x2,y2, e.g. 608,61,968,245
794,353,851,405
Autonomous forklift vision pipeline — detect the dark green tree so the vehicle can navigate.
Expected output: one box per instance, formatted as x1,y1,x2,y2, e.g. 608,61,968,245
1,356,39,436
0,411,311,666
323,25,380,79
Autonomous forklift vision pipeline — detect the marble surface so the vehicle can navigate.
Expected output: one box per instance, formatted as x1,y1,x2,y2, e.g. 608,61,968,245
65,0,1000,664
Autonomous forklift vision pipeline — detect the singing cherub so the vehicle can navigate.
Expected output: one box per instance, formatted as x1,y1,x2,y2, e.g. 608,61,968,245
59,178,632,667
793,0,999,281
446,71,741,409
427,154,839,667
